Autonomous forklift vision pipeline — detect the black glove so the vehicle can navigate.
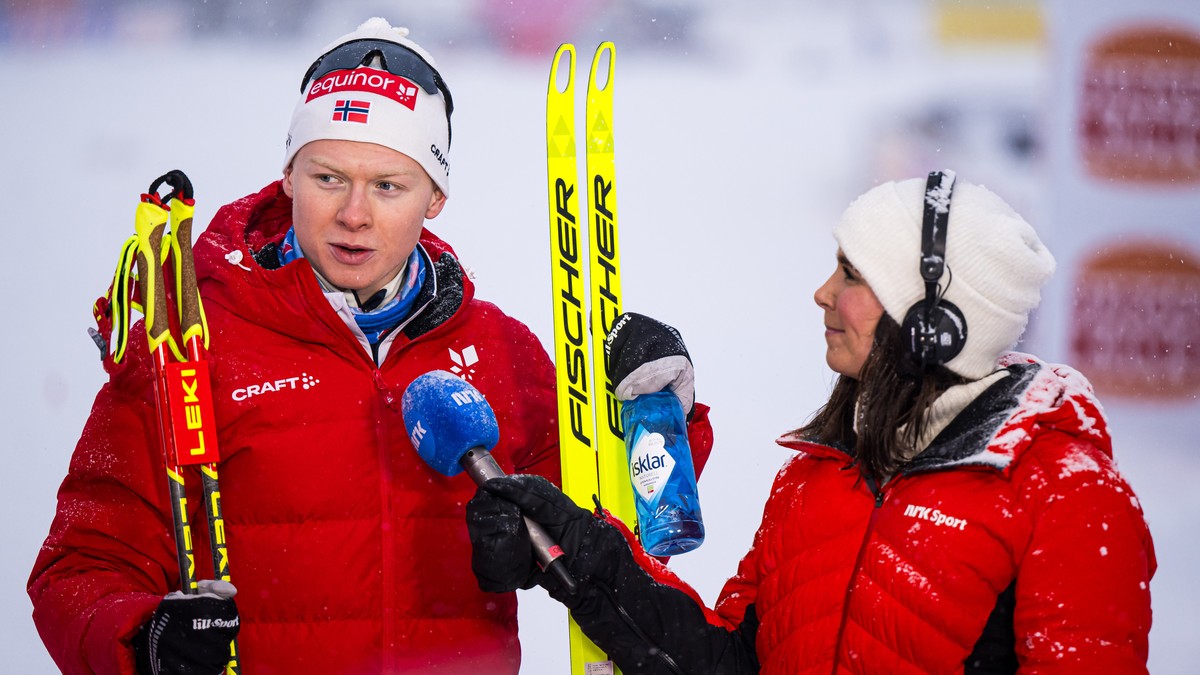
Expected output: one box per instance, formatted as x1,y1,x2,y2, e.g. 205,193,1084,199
467,475,625,600
468,475,760,674
605,312,695,415
465,478,543,593
133,580,239,675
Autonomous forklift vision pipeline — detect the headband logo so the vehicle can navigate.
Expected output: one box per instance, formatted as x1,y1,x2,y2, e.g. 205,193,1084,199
332,99,371,124
308,70,419,111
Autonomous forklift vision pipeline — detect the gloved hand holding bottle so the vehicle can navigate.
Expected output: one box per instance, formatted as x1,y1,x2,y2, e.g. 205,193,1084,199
605,312,705,556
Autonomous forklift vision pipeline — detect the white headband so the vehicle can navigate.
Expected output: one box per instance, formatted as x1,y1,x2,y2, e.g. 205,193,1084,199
283,18,451,195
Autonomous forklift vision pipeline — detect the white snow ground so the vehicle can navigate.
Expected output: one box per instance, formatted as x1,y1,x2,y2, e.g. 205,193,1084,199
1,3,1195,673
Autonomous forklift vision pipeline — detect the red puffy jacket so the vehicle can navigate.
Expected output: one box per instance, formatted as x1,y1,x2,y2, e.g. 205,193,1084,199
28,182,712,674
715,354,1155,674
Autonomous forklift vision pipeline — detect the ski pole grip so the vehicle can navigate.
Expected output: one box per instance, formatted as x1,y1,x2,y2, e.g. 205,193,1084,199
171,199,204,345
133,201,170,350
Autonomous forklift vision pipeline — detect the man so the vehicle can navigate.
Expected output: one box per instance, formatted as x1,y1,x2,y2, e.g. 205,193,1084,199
29,18,711,674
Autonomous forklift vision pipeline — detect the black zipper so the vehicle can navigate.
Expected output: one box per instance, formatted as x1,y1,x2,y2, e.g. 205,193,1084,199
829,476,889,675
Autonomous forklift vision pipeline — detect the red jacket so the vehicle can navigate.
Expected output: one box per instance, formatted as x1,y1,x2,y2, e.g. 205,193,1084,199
29,182,711,674
714,354,1155,674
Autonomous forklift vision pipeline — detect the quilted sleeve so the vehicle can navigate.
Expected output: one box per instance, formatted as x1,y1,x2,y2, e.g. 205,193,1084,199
27,347,182,675
1012,435,1155,673
713,454,802,630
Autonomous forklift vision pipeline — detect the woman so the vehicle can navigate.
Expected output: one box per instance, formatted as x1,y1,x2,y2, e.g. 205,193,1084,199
465,171,1155,674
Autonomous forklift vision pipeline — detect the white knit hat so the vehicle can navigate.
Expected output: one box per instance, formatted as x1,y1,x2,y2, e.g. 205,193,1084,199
833,174,1056,380
283,18,452,195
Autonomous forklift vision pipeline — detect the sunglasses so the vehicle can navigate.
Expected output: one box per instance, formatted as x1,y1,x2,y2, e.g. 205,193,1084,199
301,38,454,140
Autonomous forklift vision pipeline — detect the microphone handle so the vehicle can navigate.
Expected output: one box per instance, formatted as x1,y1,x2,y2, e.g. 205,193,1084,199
461,448,579,595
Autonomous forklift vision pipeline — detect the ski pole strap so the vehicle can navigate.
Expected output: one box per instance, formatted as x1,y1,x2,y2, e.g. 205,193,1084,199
148,169,195,204
99,235,140,363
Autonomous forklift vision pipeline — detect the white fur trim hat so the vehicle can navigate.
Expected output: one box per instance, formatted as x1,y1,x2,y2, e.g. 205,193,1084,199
833,174,1056,380
284,17,452,195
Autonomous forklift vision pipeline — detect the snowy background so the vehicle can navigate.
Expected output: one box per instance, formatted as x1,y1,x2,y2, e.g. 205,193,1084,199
2,0,1196,672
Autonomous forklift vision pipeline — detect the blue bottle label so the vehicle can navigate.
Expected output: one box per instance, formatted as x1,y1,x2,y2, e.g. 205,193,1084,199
622,390,704,556
628,428,675,502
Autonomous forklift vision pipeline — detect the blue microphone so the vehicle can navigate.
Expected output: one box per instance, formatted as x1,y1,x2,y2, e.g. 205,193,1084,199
401,370,577,594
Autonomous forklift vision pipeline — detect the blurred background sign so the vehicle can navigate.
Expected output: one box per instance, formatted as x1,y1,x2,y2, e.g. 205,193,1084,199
934,0,1044,45
1040,0,1200,401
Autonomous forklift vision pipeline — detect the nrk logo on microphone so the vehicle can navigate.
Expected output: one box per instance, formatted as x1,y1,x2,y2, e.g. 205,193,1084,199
449,386,484,406
401,370,501,478
408,419,428,452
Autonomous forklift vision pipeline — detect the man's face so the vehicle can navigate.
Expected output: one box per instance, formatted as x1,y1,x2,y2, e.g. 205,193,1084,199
283,139,446,300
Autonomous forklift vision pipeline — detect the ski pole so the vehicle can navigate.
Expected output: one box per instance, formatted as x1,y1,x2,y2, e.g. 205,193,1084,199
161,172,241,675
132,184,198,595
134,171,241,674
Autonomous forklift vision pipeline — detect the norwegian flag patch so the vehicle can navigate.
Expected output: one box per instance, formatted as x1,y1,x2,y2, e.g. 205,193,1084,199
332,99,371,123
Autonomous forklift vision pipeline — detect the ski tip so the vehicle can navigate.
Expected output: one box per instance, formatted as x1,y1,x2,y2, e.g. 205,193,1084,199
550,44,576,94
589,43,615,93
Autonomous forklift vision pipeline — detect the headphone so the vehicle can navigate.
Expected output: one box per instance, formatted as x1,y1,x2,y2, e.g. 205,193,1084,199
900,170,968,369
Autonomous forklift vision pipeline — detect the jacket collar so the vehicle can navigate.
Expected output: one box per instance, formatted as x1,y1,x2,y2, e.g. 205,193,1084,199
900,362,1039,474
777,354,1111,476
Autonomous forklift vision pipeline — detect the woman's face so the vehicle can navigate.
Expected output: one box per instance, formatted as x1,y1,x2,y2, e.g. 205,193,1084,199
814,250,886,379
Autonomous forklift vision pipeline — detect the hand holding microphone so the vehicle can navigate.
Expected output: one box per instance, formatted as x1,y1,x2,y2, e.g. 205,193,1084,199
400,371,578,595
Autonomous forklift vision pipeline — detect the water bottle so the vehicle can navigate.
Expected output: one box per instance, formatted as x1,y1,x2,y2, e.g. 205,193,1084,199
622,390,704,556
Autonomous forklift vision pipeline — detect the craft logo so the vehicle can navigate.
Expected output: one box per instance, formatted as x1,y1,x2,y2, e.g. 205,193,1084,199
431,143,450,177
1077,25,1200,183
333,99,371,124
308,70,420,110
231,372,321,402
1070,240,1200,398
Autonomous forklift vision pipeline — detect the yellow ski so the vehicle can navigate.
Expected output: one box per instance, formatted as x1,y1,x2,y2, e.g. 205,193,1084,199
547,42,613,675
547,42,598,527
548,41,641,675
584,43,637,544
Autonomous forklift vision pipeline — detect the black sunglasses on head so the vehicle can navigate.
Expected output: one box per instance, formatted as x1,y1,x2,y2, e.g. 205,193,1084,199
301,38,454,140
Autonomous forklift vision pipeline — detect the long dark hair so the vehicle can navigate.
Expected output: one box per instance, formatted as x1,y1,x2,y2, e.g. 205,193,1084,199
798,314,967,480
